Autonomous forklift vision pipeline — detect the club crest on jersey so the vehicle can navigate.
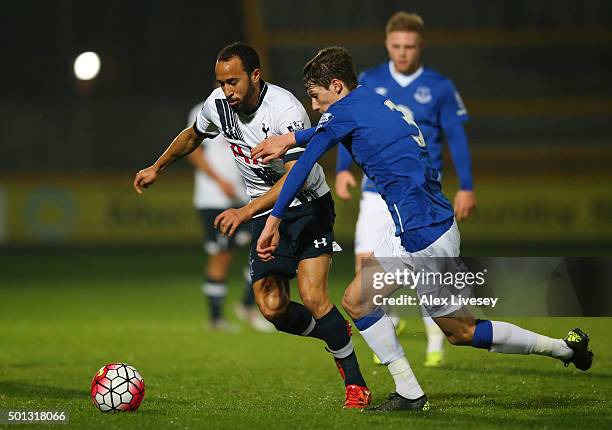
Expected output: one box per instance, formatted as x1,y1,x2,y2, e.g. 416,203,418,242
374,87,388,96
287,120,305,132
261,123,270,138
414,86,432,104
317,113,332,129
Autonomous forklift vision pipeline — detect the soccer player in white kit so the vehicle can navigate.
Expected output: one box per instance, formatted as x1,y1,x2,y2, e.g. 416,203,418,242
134,42,371,408
186,103,272,332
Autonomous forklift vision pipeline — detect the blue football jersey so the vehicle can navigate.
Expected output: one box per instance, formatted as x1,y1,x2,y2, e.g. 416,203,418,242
338,63,470,192
272,86,455,251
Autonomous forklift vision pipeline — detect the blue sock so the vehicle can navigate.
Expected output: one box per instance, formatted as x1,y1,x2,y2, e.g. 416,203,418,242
353,307,385,331
472,319,493,349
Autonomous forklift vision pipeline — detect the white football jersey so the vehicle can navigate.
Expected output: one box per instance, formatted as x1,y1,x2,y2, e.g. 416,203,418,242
187,102,248,209
194,81,330,217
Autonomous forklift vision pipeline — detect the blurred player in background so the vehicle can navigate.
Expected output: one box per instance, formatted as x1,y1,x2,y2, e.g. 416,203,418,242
135,42,371,408
335,12,476,367
186,102,272,332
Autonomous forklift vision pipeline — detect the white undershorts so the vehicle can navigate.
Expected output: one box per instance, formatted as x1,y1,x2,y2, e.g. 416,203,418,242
372,219,467,317
355,191,394,255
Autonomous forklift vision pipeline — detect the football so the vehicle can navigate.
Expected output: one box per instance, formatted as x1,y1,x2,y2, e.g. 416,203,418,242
90,363,145,412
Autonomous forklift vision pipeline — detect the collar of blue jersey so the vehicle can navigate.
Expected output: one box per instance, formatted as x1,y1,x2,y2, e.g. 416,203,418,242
388,62,424,88
244,79,268,116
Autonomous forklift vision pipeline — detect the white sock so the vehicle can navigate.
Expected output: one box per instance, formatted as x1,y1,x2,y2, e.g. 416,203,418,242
202,281,227,297
388,357,425,399
533,334,574,360
359,315,424,399
359,313,405,364
389,315,401,327
423,317,445,354
490,321,573,360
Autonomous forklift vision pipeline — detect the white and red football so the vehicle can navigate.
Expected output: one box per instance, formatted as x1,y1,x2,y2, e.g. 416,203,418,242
91,363,145,412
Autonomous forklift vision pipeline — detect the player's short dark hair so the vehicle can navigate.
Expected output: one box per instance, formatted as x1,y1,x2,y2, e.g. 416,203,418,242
302,46,358,91
217,42,261,75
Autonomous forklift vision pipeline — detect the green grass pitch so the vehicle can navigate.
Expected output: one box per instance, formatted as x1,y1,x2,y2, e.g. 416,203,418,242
1,246,610,429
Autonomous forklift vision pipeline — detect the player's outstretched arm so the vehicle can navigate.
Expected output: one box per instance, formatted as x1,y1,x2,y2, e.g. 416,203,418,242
133,126,204,194
214,160,298,237
257,130,338,259
252,126,319,163
270,128,338,221
251,132,296,163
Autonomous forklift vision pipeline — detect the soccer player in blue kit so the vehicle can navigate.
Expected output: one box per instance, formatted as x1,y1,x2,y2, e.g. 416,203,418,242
252,46,593,411
335,12,475,367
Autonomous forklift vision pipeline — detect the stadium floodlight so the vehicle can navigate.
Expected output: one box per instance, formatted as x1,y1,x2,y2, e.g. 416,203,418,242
73,51,101,80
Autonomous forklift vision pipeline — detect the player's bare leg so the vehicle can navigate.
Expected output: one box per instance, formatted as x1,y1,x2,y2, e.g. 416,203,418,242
207,250,233,282
252,275,291,324
234,267,275,332
253,274,329,340
354,253,368,274
297,254,333,318
297,254,370,408
433,309,593,371
342,255,429,411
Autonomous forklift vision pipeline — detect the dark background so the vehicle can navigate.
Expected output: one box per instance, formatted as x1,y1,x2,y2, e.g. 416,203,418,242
1,0,611,171
0,0,610,249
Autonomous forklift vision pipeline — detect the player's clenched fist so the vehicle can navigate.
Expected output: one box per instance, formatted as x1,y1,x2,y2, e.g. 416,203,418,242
256,215,281,261
214,207,248,237
453,190,476,221
133,166,160,194
335,170,357,201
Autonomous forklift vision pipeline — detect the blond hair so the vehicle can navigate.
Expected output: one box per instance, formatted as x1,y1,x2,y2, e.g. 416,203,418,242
385,12,425,35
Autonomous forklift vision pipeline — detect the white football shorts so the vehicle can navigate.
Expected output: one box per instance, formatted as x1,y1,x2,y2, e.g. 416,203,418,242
372,219,466,317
